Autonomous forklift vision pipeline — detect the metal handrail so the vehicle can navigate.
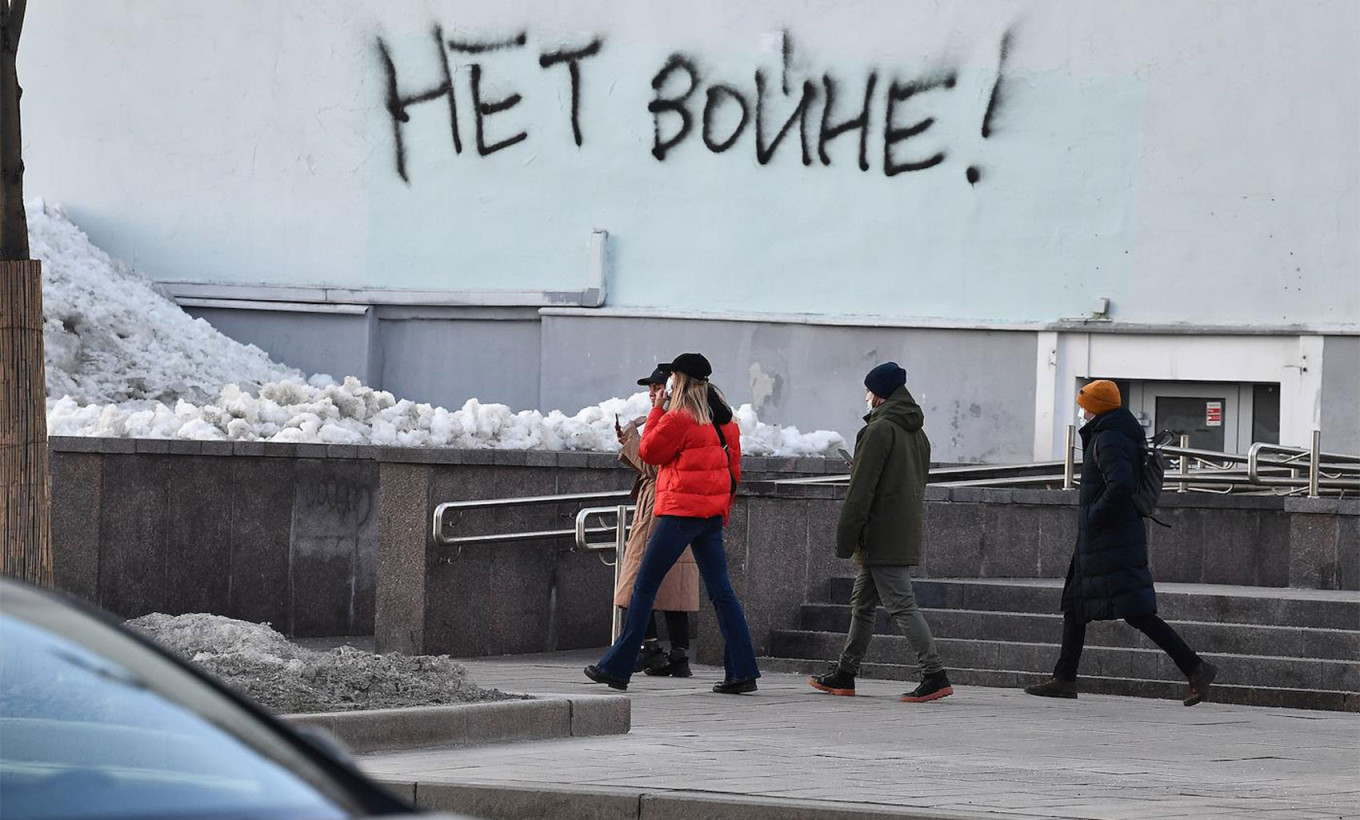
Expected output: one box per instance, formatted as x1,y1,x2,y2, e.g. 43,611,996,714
427,491,637,642
1248,440,1360,485
768,426,1359,498
440,526,617,547
430,490,631,546
425,435,1357,547
575,505,637,642
774,460,1069,487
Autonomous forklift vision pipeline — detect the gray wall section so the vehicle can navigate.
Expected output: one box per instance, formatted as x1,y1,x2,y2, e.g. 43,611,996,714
49,444,380,638
375,316,542,411
539,315,1038,463
1322,336,1360,454
186,306,375,383
179,302,1035,462
176,304,1358,465
184,305,545,411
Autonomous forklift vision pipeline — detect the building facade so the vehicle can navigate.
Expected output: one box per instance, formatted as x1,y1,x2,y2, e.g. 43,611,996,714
24,0,1359,460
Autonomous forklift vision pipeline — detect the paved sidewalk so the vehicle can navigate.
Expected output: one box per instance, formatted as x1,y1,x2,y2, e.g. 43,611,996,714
361,650,1360,819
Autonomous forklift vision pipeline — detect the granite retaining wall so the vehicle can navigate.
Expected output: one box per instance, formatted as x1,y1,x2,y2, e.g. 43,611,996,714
46,438,1356,659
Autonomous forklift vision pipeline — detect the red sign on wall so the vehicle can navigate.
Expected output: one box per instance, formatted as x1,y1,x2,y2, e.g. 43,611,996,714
1206,401,1223,427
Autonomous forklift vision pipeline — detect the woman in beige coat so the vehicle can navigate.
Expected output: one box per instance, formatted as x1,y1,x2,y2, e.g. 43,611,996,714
615,367,700,676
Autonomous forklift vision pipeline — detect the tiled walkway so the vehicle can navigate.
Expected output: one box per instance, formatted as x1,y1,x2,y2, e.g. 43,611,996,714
362,650,1360,819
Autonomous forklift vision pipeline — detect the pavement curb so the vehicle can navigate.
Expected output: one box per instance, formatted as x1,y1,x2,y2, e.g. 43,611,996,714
283,693,629,754
391,781,1021,820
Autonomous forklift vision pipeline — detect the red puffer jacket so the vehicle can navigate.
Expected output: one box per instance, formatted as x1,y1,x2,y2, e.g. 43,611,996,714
638,405,741,522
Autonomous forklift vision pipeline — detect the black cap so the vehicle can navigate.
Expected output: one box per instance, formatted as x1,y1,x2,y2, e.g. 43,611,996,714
864,361,907,398
658,352,712,381
636,367,668,386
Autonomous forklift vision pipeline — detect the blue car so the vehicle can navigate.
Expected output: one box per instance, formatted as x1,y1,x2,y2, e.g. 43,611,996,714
0,577,469,819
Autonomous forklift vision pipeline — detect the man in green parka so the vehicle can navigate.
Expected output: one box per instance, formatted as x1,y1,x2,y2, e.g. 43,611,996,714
808,362,953,703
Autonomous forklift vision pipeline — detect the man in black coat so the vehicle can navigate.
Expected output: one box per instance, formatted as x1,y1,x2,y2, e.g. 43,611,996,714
1025,380,1218,706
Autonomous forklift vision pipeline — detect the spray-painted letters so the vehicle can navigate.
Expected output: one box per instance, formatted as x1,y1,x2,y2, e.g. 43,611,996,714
377,28,1012,185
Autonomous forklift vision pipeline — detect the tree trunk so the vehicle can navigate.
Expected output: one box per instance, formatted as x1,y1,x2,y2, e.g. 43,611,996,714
1,2,29,261
1,260,53,586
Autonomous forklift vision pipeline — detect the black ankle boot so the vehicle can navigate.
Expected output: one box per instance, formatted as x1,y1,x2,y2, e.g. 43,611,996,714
1184,661,1218,707
1024,677,1078,699
712,678,758,695
583,665,628,691
634,640,665,673
644,649,692,678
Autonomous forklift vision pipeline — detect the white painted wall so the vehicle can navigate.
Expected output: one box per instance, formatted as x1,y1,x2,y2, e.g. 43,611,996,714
22,0,1360,327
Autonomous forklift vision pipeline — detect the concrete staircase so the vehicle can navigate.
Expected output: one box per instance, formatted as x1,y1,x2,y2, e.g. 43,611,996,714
760,577,1360,711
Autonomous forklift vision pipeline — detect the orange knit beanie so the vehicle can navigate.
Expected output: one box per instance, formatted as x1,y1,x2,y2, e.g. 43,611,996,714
1077,380,1121,415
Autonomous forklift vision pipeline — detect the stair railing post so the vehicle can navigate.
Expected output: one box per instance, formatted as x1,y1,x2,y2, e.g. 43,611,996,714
1062,424,1076,490
1309,430,1321,499
611,504,627,643
1178,434,1190,493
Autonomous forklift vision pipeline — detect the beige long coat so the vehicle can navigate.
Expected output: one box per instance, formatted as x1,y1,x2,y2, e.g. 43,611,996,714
612,423,700,611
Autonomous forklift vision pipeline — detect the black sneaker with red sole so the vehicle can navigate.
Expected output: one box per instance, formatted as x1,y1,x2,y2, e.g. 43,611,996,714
901,671,953,703
808,665,856,697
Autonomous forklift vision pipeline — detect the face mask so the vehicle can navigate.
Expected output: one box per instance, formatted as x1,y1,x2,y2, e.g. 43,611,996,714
866,399,875,414
665,377,675,398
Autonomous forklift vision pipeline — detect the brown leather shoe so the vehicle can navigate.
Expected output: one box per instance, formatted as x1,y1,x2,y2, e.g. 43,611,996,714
1024,678,1078,699
1184,661,1218,706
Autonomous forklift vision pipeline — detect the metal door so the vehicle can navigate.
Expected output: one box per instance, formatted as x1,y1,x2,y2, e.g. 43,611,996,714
1155,396,1227,451
1126,382,1243,453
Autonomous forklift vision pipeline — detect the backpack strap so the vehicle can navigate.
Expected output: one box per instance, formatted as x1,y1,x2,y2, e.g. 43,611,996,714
713,421,738,495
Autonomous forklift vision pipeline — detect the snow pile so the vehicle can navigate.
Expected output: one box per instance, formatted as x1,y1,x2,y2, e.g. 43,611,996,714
33,201,846,456
47,381,845,455
30,200,304,406
734,405,846,458
48,380,664,451
127,613,518,713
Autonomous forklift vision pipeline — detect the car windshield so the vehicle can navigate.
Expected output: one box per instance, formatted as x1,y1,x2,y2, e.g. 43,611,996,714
0,583,365,820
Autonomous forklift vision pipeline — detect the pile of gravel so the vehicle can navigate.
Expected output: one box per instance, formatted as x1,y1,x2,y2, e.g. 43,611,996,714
127,613,521,714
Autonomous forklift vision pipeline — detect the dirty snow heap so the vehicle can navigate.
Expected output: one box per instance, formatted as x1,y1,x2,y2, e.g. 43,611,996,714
127,613,517,713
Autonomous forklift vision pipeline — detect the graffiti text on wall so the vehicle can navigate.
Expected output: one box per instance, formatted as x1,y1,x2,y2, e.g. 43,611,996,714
376,29,1012,186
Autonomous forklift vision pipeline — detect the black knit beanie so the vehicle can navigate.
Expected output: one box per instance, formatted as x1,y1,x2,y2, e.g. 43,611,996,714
864,362,907,398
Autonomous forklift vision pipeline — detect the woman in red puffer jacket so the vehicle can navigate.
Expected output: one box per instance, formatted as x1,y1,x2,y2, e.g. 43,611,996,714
586,353,761,694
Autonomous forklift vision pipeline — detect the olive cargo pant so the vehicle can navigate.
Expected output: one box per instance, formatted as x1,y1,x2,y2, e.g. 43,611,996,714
837,565,944,677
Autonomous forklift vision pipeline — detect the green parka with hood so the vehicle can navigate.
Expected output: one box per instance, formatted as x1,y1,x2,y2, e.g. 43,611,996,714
835,386,931,566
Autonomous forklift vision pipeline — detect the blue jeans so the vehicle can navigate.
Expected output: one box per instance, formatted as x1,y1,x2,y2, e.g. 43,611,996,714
597,515,760,682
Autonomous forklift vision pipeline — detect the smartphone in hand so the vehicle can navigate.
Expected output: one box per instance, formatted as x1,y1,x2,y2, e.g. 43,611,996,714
614,413,622,434
837,447,854,467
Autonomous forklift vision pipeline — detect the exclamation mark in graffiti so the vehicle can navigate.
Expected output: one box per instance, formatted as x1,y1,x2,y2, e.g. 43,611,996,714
967,29,1012,186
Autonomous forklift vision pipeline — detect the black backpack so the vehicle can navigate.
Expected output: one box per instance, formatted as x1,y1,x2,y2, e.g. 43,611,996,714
1097,430,1171,527
1133,440,1169,526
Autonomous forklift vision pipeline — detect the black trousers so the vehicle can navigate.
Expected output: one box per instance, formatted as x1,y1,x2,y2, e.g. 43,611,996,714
1055,611,1201,682
625,608,691,650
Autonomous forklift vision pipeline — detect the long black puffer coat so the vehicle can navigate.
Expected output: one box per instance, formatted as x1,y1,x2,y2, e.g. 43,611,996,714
1061,407,1157,623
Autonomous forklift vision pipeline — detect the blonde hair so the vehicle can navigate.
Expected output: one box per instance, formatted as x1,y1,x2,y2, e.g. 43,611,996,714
669,371,712,426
